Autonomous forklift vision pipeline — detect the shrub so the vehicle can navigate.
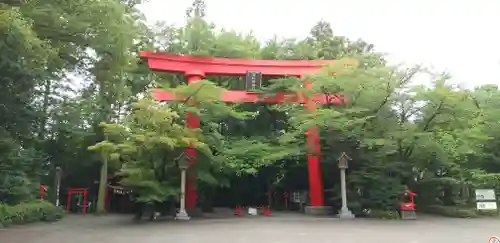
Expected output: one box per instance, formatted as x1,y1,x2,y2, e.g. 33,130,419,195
0,200,64,228
346,201,365,216
0,204,13,228
422,205,477,218
477,210,499,217
367,209,400,219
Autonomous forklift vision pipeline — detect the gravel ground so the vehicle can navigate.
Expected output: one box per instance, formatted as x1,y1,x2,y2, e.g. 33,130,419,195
1,213,499,243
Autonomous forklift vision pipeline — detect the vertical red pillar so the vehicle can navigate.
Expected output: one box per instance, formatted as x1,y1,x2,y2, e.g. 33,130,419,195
304,81,325,207
82,189,88,215
184,70,205,210
66,190,71,213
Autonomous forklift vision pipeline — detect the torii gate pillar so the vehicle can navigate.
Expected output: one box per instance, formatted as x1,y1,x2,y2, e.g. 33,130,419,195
184,70,204,211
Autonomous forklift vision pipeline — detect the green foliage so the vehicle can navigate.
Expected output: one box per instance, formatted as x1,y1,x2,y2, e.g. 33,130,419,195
366,210,400,220
472,173,500,189
0,136,42,204
476,210,499,217
351,169,406,210
0,200,64,228
222,137,299,175
0,0,149,207
119,168,179,203
267,54,500,211
91,98,217,203
421,205,478,218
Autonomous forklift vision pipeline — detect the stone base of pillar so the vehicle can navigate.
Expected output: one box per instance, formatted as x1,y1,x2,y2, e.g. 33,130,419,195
175,210,191,220
304,206,332,215
400,210,416,220
186,207,203,217
337,207,355,219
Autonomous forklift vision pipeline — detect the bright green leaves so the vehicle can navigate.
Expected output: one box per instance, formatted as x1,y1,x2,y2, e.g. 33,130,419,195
263,51,499,209
88,140,118,155
221,138,301,175
118,168,179,203
88,98,209,203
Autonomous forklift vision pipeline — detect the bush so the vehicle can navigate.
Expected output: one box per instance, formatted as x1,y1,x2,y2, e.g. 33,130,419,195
422,205,477,218
346,201,365,216
0,200,64,228
477,210,499,217
0,204,13,227
366,209,400,219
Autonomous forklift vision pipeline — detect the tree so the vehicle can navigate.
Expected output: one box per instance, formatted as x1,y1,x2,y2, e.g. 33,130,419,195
90,99,204,204
0,0,151,208
90,77,256,203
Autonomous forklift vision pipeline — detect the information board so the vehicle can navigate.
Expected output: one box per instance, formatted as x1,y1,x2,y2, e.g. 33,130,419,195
476,189,496,201
475,189,497,210
477,202,497,210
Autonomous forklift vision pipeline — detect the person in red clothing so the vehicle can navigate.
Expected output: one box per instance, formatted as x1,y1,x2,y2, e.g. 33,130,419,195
404,185,417,198
40,184,48,200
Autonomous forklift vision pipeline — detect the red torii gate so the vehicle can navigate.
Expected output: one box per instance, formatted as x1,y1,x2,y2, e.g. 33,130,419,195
140,52,345,214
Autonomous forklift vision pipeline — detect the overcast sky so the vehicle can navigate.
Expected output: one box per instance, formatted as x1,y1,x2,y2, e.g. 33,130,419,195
138,0,500,88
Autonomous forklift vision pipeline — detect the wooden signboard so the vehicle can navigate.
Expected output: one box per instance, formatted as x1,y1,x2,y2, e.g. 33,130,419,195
246,70,262,91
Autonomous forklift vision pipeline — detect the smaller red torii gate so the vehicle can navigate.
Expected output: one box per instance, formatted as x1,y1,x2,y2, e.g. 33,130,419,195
140,52,345,214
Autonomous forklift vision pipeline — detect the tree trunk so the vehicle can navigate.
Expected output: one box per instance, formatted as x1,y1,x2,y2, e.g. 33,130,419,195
38,80,51,141
96,153,108,214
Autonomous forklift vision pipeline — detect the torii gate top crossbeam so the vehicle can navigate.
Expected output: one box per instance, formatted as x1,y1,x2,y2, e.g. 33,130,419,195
140,52,335,77
140,52,345,104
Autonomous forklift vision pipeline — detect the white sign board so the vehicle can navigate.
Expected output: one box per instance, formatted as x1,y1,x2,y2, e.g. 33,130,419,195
292,192,301,203
477,202,498,210
248,207,257,216
476,189,496,201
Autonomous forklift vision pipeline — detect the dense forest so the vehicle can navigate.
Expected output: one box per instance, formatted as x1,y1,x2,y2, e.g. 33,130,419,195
1,0,500,223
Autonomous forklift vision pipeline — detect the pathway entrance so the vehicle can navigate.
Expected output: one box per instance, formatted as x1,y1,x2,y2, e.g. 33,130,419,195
140,52,345,214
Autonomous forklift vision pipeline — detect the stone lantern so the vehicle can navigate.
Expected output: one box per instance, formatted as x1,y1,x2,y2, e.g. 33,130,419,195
176,153,191,220
54,167,62,206
337,153,350,169
337,152,354,219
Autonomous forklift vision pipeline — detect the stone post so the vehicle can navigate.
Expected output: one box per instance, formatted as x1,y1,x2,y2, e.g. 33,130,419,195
176,154,191,220
337,152,354,219
55,167,62,207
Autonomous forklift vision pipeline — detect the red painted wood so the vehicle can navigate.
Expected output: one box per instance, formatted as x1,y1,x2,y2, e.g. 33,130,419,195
140,52,334,76
66,188,89,215
185,75,202,210
304,80,325,207
305,127,324,206
154,89,345,104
